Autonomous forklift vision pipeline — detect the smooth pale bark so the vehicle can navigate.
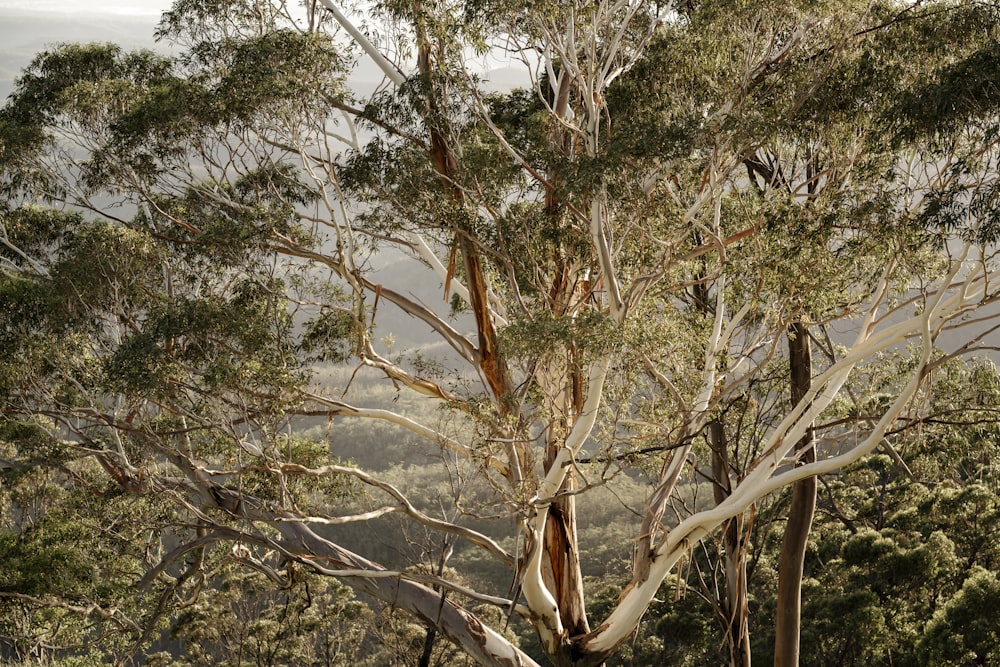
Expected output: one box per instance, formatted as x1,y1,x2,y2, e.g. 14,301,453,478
99,444,539,667
590,191,625,320
635,230,733,585
299,393,488,466
774,322,817,667
278,462,514,565
272,238,480,369
317,0,405,86
581,254,984,659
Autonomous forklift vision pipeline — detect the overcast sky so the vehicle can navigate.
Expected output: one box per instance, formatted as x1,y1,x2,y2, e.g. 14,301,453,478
0,0,171,15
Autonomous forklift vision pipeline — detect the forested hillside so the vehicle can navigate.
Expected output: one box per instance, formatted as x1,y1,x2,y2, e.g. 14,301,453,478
2,1,1000,666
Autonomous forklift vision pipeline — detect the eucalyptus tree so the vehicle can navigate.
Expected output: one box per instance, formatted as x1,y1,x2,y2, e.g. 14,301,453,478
2,1,1000,666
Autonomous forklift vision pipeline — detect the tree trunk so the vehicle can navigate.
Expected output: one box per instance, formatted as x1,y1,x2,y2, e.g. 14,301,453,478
774,322,817,667
537,68,591,647
538,350,591,643
710,419,752,667
543,448,590,638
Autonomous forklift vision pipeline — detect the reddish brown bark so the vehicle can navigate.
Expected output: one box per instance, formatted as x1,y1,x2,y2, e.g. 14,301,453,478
542,407,590,639
415,10,512,408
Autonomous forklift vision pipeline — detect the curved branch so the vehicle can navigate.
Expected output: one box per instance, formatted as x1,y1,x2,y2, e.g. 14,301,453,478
120,442,537,667
277,461,515,566
584,248,985,658
299,561,527,614
299,392,510,477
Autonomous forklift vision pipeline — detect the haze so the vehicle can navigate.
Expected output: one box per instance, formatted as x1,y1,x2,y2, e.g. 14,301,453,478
0,4,168,99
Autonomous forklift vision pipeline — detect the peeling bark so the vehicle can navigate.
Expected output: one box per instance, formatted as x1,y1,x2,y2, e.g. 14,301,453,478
542,436,590,640
413,2,513,409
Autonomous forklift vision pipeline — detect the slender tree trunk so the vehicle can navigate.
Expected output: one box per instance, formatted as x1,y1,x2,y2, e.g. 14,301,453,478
774,322,817,667
693,269,752,667
418,629,437,667
710,420,752,667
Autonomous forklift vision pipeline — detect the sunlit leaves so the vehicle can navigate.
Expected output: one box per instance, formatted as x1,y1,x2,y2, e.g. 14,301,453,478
917,567,1000,666
891,20,1000,142
0,45,174,198
217,30,347,114
500,308,616,361
131,165,318,269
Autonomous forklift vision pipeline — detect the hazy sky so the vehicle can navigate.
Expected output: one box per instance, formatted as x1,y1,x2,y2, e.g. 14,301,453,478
0,0,171,15
0,0,522,94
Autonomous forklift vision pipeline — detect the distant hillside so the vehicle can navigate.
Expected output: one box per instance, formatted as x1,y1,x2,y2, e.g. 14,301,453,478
0,10,163,99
